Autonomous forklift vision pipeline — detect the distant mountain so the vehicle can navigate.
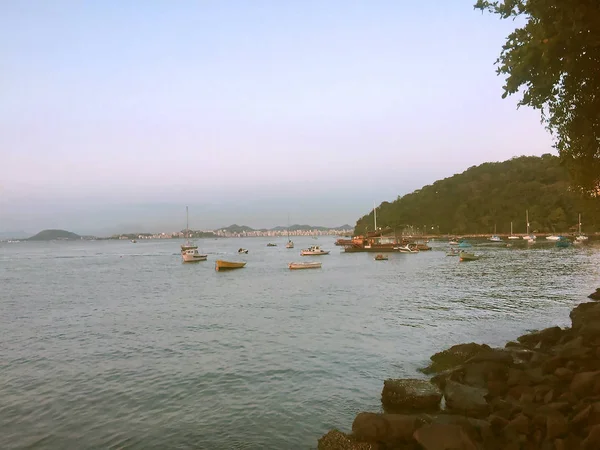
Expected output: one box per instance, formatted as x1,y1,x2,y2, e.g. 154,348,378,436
27,229,82,241
218,224,256,233
0,230,30,240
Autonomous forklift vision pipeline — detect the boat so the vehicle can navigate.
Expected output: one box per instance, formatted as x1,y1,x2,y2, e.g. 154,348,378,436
489,225,502,242
267,243,277,247
522,210,536,242
181,206,208,262
215,260,246,271
300,245,330,256
458,240,472,248
285,215,294,248
575,213,588,242
555,236,571,248
447,248,459,256
374,254,388,260
546,235,560,241
131,239,137,243
508,222,520,240
288,262,322,270
459,251,480,261
395,244,419,253
449,240,459,245
238,248,248,254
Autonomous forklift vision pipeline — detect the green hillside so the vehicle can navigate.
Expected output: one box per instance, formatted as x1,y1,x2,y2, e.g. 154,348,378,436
355,155,600,235
27,229,82,241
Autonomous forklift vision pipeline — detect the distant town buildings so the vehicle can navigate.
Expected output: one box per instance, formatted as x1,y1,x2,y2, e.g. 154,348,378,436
111,227,352,240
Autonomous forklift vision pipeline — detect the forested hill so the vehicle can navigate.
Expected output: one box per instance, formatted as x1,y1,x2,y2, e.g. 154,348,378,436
355,154,600,235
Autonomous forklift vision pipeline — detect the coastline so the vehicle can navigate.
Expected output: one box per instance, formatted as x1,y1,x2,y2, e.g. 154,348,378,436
318,288,600,450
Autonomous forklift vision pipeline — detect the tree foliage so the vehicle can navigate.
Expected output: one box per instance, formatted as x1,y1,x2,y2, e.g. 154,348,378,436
355,155,600,235
474,0,600,194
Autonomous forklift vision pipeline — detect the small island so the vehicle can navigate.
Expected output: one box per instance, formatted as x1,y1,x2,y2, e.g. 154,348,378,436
27,229,82,241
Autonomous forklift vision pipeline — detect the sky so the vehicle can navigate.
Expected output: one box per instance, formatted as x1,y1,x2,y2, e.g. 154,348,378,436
0,1,554,235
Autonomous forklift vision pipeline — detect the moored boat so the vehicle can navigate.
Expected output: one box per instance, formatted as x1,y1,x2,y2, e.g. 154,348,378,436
267,243,277,247
288,262,322,270
181,206,208,262
285,240,294,249
459,251,480,261
374,254,388,260
215,260,246,271
555,236,571,248
395,244,419,253
238,248,248,254
300,245,330,256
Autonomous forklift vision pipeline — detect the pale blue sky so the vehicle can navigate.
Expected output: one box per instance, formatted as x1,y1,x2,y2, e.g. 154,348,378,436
1,1,552,234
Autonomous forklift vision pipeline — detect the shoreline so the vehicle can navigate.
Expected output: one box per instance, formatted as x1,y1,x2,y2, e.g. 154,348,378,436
318,288,600,450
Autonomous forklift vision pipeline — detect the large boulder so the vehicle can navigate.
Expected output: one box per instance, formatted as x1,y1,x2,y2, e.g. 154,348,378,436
443,380,490,417
317,430,376,450
421,343,491,374
351,412,424,444
413,423,478,450
570,302,600,330
381,379,442,412
517,326,564,348
588,288,600,301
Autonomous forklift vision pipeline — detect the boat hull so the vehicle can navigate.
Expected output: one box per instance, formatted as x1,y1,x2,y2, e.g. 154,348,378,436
289,262,322,270
459,251,480,261
182,253,207,262
215,260,246,271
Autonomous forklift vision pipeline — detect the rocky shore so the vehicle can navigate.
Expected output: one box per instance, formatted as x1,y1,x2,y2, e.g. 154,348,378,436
318,289,600,450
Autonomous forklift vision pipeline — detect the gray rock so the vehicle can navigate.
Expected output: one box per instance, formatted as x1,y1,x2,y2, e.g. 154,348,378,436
444,380,490,417
381,378,442,412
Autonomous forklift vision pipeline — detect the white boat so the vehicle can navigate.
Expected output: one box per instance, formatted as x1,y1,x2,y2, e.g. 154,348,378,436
546,235,560,241
508,222,520,239
522,210,536,242
395,244,419,253
285,214,294,248
300,245,330,256
489,235,502,242
289,262,322,270
449,239,459,245
575,213,588,242
238,248,248,254
181,206,208,263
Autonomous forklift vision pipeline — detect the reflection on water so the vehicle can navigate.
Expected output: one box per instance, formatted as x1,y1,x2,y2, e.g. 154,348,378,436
0,238,599,449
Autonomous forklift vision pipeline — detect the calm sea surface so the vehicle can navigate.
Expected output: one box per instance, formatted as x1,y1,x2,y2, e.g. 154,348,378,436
1,237,599,449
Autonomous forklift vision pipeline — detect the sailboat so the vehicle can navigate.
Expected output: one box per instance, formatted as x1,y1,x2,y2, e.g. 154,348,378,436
508,221,520,239
489,224,502,242
181,206,208,262
575,213,588,242
285,214,294,248
522,210,536,242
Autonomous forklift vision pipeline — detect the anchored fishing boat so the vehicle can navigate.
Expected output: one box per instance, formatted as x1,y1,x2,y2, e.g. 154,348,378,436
288,262,322,270
300,245,330,256
215,260,246,271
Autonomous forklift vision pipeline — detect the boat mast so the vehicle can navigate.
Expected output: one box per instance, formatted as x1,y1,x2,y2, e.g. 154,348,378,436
374,202,377,231
287,214,290,241
579,213,582,234
526,210,529,235
511,221,513,235
186,205,189,241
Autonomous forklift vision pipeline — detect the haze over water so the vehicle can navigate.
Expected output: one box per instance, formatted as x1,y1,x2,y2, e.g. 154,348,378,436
1,238,599,449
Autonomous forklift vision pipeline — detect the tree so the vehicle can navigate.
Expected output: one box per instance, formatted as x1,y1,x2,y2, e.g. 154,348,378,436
474,0,600,194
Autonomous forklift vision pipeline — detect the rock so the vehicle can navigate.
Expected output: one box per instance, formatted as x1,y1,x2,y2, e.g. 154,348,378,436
588,288,600,301
582,424,600,450
465,349,514,366
488,414,509,431
555,367,574,382
580,322,600,339
505,413,530,434
518,326,564,348
422,343,492,374
351,412,423,444
572,404,592,426
546,412,569,439
444,380,490,417
413,423,478,450
570,302,600,330
570,371,600,397
381,379,442,412
318,430,377,450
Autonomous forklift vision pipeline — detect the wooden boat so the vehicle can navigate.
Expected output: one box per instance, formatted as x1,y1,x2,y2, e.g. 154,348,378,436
238,248,248,254
374,254,388,260
215,260,246,271
459,251,480,261
267,243,277,247
300,245,330,256
288,262,322,270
